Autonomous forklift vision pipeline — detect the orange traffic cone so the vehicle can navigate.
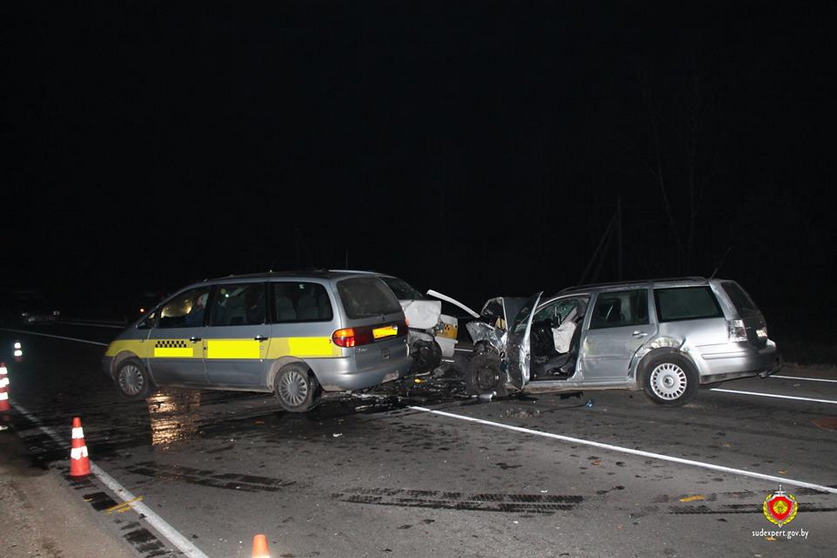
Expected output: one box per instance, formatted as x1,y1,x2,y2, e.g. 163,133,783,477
69,416,91,477
0,363,10,413
252,534,270,558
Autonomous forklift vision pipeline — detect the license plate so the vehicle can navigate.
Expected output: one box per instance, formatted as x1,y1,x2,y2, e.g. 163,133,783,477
373,325,398,339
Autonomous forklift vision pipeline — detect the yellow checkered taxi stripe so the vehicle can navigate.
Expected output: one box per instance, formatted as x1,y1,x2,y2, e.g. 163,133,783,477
153,339,194,358
106,336,342,360
436,323,458,340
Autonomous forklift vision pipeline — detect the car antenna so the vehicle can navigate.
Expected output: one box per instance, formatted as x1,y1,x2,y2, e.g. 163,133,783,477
709,245,733,279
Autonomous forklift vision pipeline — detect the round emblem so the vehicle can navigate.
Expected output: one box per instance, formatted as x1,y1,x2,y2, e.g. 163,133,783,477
762,486,798,527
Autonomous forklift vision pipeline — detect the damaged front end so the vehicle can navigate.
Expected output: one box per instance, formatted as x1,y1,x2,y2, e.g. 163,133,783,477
401,298,447,375
399,289,477,376
462,294,540,396
464,296,529,355
465,320,506,355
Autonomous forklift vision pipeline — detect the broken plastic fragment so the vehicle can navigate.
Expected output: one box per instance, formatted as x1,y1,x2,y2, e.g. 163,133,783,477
679,495,705,502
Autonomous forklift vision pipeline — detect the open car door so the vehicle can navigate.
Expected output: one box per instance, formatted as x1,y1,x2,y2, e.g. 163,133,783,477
503,292,542,389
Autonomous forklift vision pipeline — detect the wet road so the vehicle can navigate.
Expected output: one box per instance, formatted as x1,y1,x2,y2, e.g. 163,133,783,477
1,323,836,558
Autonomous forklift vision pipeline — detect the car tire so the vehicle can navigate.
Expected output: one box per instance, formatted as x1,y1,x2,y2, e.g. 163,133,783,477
115,357,153,400
464,354,507,397
274,364,321,413
641,353,698,406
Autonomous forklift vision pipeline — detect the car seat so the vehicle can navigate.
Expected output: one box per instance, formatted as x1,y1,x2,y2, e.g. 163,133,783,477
275,295,297,321
297,290,319,320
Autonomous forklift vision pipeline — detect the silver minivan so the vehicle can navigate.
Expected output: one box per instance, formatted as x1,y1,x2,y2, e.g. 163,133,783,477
464,277,782,405
102,271,412,412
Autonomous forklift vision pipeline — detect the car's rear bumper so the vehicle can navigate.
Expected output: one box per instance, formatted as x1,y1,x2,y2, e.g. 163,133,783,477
698,340,782,384
310,346,412,392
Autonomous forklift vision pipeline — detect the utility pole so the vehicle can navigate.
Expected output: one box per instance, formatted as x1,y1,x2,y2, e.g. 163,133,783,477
617,196,623,281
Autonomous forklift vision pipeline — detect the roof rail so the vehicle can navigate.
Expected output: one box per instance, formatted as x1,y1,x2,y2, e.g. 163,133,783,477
558,276,708,294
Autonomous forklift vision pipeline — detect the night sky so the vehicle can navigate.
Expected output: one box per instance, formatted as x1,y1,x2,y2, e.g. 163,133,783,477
3,2,834,319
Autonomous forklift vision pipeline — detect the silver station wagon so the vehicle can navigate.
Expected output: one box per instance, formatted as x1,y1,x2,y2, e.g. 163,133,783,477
102,271,412,412
464,277,782,406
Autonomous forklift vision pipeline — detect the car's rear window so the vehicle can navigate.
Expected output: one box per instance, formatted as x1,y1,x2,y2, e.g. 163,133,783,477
654,286,723,322
720,281,761,318
382,276,425,300
337,277,402,319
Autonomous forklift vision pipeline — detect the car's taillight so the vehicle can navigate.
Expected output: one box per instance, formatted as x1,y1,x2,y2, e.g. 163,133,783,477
332,328,357,347
727,319,748,342
332,320,407,348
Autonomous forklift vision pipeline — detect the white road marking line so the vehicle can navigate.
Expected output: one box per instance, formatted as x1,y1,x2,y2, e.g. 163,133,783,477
11,402,210,558
408,406,837,495
772,375,837,384
710,388,837,405
60,321,126,329
91,463,210,558
0,329,108,346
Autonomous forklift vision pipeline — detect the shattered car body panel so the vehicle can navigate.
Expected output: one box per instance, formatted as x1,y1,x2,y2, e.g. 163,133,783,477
465,320,506,354
401,298,443,330
390,287,459,360
434,313,459,359
464,296,528,354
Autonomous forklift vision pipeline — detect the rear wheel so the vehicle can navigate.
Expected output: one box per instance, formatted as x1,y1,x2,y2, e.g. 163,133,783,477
274,364,321,412
464,354,507,397
641,354,698,406
115,357,153,400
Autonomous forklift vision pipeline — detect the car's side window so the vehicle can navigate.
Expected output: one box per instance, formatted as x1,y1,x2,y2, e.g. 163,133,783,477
157,287,212,329
589,289,649,329
533,297,586,326
209,283,267,326
654,286,723,322
271,282,333,323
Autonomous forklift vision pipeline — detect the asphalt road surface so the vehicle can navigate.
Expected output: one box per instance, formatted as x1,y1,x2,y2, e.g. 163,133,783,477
1,322,835,558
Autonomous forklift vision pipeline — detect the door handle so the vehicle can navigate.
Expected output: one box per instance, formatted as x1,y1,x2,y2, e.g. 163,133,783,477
254,335,268,342
189,336,202,343
631,331,648,338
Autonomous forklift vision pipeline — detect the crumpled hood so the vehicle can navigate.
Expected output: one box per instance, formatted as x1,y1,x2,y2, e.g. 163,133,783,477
400,299,442,330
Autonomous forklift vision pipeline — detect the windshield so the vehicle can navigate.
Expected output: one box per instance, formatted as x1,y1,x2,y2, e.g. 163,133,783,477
511,293,543,333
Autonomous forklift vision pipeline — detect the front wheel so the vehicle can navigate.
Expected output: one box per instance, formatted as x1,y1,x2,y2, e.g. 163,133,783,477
274,364,321,412
115,357,153,400
641,354,698,406
464,354,507,397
